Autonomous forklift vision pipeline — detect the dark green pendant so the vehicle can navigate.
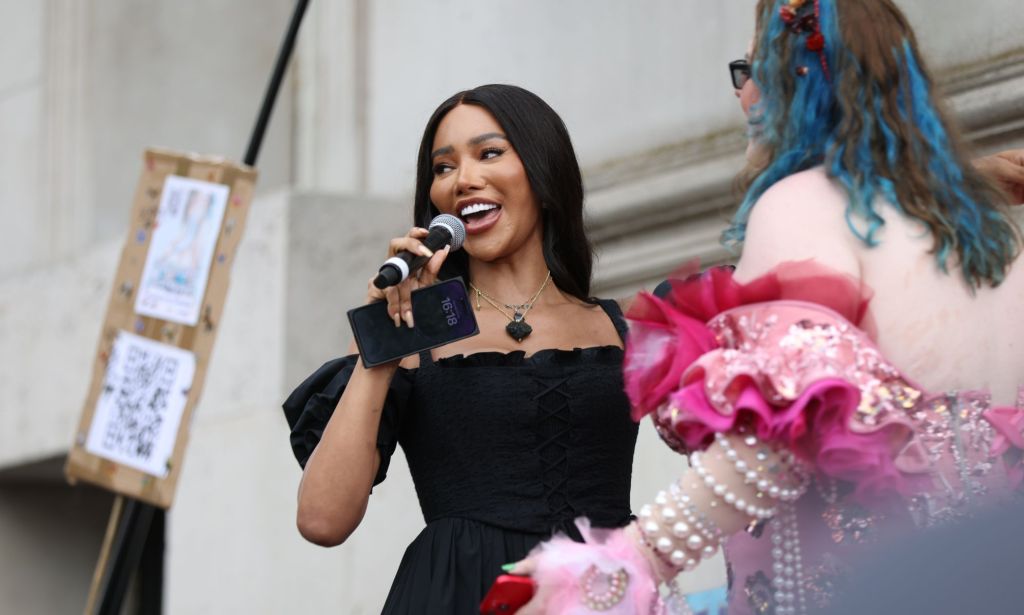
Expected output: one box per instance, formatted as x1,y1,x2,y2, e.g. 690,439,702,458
505,313,532,342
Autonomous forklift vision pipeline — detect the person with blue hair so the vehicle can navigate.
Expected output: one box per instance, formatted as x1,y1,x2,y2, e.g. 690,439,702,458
513,1,1024,613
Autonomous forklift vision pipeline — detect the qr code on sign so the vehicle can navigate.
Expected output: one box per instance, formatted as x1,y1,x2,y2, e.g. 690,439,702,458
101,345,179,460
86,331,196,477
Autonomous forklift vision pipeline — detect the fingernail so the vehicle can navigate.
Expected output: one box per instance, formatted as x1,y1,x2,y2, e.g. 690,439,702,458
404,310,414,327
501,563,515,572
393,313,401,328
419,246,434,258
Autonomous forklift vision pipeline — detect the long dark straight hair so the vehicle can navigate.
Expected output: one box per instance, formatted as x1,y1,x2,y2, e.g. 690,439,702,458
413,84,594,300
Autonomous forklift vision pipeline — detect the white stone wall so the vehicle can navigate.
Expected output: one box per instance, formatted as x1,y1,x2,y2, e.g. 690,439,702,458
0,1,47,276
0,0,294,279
1,1,1023,613
295,1,756,197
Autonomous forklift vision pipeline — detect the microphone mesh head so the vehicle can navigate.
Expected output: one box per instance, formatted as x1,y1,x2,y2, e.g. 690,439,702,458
429,214,466,251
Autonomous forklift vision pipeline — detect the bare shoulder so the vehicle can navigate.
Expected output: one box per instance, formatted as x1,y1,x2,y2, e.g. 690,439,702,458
745,168,850,236
734,168,861,282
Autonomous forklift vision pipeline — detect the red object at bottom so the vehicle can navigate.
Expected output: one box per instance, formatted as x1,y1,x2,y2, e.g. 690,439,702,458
480,574,537,614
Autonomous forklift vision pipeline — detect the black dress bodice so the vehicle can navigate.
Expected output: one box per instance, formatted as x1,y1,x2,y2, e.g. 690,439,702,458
405,343,636,532
283,299,639,614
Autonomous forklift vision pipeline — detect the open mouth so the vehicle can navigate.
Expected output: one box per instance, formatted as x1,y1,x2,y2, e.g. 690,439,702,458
457,201,502,233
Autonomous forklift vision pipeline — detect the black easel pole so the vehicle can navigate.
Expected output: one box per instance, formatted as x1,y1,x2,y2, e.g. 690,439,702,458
92,1,310,612
97,499,155,615
244,0,311,167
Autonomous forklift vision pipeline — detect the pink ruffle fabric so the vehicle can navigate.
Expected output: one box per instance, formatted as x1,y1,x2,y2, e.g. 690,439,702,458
624,261,871,422
528,520,661,614
624,261,1001,501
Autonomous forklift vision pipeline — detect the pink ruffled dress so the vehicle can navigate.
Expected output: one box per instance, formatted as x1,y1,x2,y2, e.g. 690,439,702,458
625,262,1024,614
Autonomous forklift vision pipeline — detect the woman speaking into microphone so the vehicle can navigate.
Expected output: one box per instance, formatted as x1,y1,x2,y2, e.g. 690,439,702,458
282,84,640,614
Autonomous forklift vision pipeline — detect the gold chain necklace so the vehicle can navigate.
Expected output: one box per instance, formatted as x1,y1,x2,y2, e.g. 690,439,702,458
469,272,551,342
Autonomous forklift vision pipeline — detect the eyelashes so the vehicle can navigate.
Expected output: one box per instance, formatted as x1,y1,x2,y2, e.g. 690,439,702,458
432,147,508,176
480,147,505,160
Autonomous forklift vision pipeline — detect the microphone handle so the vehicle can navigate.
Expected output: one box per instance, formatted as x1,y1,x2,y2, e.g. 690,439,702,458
372,226,452,289
420,224,455,254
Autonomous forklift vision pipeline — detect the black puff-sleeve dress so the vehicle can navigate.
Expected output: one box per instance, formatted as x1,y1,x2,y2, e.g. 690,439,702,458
282,299,639,614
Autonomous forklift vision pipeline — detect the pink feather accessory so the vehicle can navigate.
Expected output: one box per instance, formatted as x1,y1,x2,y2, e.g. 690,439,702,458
526,520,671,614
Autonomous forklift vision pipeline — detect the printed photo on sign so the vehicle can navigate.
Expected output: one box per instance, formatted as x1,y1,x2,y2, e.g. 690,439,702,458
135,175,228,325
85,331,196,478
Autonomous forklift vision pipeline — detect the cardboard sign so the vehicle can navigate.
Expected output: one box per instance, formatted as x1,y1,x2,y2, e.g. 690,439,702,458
65,148,258,509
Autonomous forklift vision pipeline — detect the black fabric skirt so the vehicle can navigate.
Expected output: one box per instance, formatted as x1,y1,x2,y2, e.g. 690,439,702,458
381,518,547,615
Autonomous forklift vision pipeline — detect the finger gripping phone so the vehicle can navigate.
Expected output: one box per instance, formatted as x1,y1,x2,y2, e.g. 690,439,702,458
347,277,479,367
480,575,536,614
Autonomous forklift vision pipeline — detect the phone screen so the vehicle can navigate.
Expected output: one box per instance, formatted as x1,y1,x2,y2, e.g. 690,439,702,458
347,277,479,367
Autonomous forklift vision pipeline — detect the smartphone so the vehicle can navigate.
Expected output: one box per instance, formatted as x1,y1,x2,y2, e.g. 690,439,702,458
480,575,536,614
347,277,479,367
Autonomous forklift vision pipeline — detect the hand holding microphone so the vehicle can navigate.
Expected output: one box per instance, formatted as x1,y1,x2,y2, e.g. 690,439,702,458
373,214,466,289
366,214,466,328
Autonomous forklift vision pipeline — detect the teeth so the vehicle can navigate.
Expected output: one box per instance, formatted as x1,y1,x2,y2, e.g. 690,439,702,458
460,203,498,217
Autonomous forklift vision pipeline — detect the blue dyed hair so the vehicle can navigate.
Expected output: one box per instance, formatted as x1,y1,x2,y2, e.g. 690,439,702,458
727,0,1020,288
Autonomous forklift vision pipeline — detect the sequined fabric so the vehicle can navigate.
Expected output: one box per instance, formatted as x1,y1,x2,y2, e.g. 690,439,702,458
742,570,775,614
650,300,1020,499
684,302,1021,614
624,266,1024,615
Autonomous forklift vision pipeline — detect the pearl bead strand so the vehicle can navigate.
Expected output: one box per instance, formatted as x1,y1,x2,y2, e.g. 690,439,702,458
713,432,809,502
689,451,776,520
637,487,723,574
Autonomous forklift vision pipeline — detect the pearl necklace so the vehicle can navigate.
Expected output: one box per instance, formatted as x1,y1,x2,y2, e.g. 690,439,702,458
771,501,807,615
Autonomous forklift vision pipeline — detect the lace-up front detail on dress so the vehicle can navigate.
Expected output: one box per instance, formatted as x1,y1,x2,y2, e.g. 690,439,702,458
535,374,576,523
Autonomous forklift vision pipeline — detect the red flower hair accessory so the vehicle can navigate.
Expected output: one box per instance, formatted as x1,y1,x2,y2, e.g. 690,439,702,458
778,0,830,80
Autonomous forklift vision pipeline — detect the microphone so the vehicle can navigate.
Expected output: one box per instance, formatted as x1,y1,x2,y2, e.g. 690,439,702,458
373,214,466,289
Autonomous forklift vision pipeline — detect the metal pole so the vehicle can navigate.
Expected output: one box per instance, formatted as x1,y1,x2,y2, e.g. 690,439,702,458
243,0,311,167
96,499,154,615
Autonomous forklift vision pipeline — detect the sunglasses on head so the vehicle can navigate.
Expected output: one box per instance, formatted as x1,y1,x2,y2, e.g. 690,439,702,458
729,59,751,89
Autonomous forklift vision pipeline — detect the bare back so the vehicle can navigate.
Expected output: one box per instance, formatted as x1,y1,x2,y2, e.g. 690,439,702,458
860,203,1024,404
735,167,1024,405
